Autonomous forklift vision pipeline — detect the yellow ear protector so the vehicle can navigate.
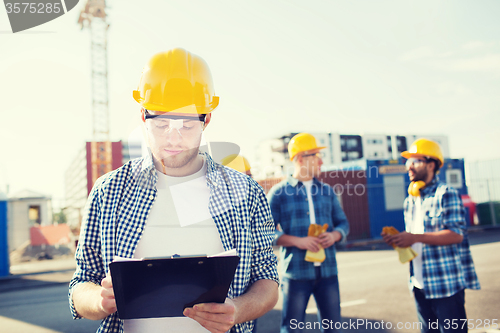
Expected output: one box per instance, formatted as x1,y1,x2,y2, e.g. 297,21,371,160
408,180,426,197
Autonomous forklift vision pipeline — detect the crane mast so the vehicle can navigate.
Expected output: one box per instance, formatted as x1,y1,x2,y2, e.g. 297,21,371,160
77,0,112,184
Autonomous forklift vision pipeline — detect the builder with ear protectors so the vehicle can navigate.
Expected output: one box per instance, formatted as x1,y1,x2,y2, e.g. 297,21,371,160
381,138,480,333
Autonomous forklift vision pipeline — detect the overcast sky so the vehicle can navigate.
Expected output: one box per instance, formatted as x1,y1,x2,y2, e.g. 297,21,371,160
1,0,499,208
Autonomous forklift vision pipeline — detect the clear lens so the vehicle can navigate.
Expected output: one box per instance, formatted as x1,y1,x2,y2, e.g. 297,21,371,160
303,152,324,159
405,158,426,168
148,117,203,136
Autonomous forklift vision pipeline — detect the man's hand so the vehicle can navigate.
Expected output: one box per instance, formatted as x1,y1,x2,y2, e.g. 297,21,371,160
295,236,321,252
381,231,416,248
318,231,341,249
382,229,463,247
381,232,393,246
183,298,236,333
73,274,117,321
100,275,117,316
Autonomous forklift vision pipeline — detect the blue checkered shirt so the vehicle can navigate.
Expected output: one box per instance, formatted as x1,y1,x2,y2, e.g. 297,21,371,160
404,177,480,299
68,152,279,333
267,176,350,280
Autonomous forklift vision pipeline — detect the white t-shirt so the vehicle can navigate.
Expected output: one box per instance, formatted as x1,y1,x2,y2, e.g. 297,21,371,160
302,180,317,225
124,160,224,333
302,180,321,267
408,197,424,289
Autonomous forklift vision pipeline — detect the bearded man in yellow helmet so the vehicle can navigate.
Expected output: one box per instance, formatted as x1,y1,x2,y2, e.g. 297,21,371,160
267,133,349,333
69,48,279,333
382,138,480,333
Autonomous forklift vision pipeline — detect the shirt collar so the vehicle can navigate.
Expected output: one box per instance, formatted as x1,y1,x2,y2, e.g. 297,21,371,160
288,176,319,187
204,152,222,188
141,147,156,173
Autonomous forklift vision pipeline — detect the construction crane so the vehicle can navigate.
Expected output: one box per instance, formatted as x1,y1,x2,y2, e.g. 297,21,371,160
77,0,112,184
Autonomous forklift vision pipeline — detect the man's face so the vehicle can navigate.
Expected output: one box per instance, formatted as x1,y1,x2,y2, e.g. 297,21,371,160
143,110,209,169
299,150,324,177
405,157,431,182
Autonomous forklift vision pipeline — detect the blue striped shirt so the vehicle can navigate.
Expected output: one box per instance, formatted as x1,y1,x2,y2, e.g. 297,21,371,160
68,152,279,333
404,177,480,299
267,176,350,280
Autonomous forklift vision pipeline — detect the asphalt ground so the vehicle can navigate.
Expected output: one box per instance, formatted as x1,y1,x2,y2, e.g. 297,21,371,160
1,225,499,333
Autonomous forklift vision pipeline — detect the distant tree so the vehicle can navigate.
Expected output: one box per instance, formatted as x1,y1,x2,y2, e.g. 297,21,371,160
53,210,67,224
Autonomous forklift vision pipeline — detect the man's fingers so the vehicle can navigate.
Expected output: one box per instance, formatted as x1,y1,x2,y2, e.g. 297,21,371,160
101,275,113,288
309,237,322,251
183,303,235,333
100,276,115,298
308,243,320,252
101,287,114,298
192,302,235,316
101,297,117,314
318,233,329,240
382,234,395,245
99,274,116,315
308,236,320,244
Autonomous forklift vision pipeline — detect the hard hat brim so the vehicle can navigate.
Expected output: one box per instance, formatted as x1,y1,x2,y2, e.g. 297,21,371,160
309,146,327,153
401,151,443,167
290,146,327,161
401,151,413,159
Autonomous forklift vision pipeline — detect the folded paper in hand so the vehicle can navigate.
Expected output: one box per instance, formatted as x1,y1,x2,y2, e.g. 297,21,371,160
382,226,418,264
305,224,329,263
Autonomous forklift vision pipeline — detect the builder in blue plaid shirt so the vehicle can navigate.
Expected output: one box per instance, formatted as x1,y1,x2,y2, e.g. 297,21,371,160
268,133,350,333
382,138,480,333
69,48,279,333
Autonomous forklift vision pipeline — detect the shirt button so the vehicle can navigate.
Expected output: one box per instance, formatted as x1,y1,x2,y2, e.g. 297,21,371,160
213,181,218,187
149,195,154,200
307,212,310,215
137,227,142,233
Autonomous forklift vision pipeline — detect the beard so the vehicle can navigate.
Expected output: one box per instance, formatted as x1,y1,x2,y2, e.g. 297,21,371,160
409,168,428,183
159,146,200,169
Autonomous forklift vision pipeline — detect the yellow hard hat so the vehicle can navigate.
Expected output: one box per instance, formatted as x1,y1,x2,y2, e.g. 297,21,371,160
133,48,219,114
221,154,251,173
401,138,444,167
288,133,326,161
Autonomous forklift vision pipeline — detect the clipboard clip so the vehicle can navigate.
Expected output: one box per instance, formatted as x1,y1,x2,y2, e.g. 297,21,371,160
170,254,206,259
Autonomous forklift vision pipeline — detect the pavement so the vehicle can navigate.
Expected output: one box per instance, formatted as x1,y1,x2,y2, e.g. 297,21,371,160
2,224,499,289
0,256,76,293
0,225,499,333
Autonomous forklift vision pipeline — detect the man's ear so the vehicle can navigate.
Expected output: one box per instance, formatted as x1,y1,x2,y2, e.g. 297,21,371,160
430,160,439,174
203,113,212,129
425,160,436,175
141,108,146,123
294,155,302,165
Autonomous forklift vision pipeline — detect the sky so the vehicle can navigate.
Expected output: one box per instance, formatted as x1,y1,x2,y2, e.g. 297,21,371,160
1,0,499,209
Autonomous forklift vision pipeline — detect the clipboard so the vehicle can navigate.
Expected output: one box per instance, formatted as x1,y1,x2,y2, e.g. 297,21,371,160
109,255,240,319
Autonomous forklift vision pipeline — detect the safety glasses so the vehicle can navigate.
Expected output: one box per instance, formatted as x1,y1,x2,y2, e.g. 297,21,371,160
405,157,429,168
145,110,205,136
302,152,325,159
144,110,206,122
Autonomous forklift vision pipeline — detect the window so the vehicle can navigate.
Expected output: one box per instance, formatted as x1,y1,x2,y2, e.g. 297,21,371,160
340,135,363,161
446,169,463,189
29,205,41,225
384,176,405,211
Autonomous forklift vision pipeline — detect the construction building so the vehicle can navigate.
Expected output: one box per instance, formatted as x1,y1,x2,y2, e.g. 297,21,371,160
253,132,449,180
64,141,143,231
